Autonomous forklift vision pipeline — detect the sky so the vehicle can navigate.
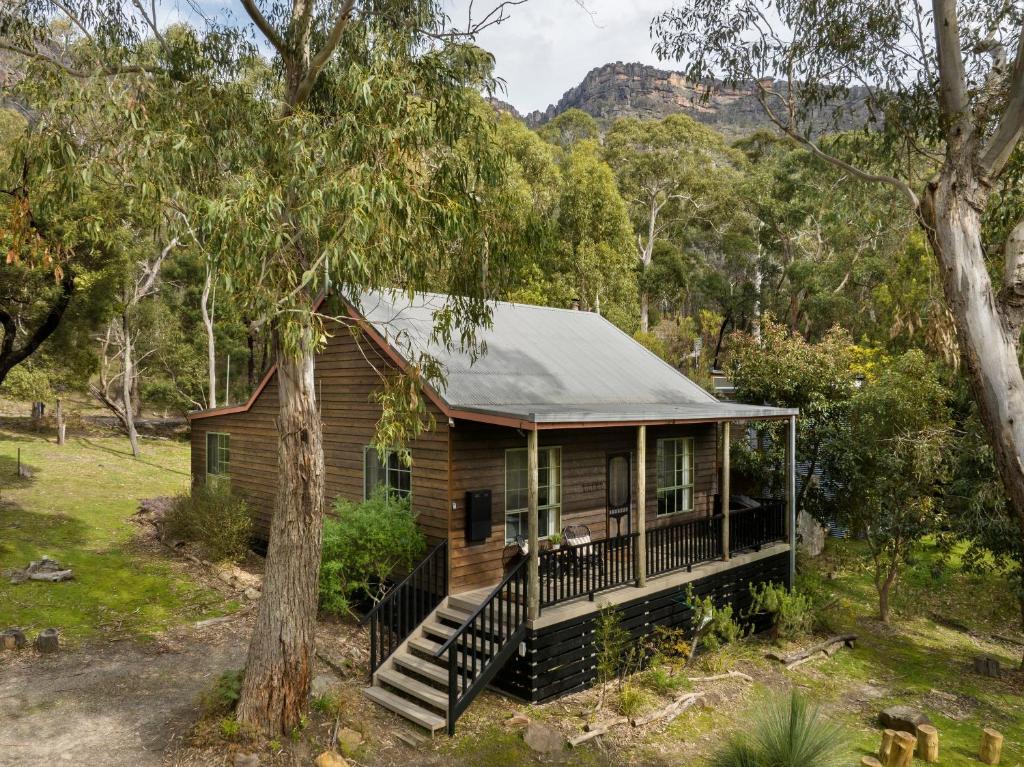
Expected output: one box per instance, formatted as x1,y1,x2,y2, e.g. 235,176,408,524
443,1,670,114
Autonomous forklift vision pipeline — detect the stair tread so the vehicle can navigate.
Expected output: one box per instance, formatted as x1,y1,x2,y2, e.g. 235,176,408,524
411,633,494,657
361,686,446,732
436,606,513,631
394,653,465,688
376,668,448,709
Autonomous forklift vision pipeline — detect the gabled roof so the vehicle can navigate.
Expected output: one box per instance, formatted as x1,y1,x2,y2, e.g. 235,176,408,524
189,290,797,428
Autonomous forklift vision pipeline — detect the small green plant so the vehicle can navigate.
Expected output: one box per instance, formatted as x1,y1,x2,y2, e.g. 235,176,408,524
311,693,342,716
320,488,426,616
268,739,283,754
219,717,242,740
618,683,653,718
548,532,563,547
686,586,743,653
201,668,245,716
164,484,252,563
748,581,815,642
709,692,848,767
642,658,691,696
595,604,642,688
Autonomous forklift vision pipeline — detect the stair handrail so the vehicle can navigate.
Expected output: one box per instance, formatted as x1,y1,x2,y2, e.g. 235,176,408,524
360,538,448,678
432,556,527,659
359,538,448,626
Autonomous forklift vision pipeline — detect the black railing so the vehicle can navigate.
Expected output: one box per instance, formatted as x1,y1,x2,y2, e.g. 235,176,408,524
538,532,638,609
646,514,722,579
361,539,448,679
729,499,786,554
434,557,529,735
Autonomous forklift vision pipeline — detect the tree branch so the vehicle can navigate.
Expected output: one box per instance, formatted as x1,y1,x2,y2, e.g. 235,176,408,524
238,0,287,59
0,267,75,386
999,218,1024,344
0,41,159,78
978,30,1024,181
292,0,356,107
932,0,972,135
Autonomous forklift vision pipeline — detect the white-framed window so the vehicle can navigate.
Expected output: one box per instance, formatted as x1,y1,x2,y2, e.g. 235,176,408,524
206,432,230,485
364,447,412,500
505,446,561,543
656,437,694,516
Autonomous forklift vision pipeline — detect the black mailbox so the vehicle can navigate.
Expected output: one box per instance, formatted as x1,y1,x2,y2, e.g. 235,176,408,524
465,490,492,543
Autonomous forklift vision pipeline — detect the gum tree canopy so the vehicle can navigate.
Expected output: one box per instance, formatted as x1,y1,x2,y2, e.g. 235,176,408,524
654,0,1024,543
2,0,530,736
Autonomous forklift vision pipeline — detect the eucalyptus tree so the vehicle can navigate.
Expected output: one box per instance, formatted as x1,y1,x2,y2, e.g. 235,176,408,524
654,0,1024,548
604,114,747,332
2,0,530,736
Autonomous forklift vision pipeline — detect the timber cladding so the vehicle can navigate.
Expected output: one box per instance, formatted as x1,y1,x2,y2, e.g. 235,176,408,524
492,551,789,703
448,421,719,592
189,327,450,546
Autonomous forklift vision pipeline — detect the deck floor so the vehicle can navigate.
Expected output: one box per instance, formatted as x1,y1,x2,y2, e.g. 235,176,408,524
453,542,791,629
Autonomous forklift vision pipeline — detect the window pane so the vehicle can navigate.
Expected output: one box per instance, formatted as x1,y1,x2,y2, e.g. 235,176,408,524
364,449,385,499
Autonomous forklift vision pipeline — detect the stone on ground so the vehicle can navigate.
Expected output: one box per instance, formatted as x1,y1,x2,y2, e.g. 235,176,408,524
879,705,932,734
523,721,565,753
336,727,363,755
507,713,530,727
232,752,259,767
314,751,349,767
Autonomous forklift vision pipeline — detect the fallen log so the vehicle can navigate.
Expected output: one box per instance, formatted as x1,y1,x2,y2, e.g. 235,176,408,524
630,692,704,727
765,634,857,668
569,716,628,747
685,671,753,683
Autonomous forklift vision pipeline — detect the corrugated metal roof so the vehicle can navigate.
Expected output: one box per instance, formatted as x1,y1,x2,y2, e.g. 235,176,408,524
353,290,797,424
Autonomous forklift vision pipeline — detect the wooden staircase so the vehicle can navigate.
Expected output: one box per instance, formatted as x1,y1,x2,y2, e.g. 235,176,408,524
361,589,510,734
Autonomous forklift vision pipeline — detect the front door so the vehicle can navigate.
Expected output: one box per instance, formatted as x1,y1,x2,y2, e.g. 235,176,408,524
606,452,632,537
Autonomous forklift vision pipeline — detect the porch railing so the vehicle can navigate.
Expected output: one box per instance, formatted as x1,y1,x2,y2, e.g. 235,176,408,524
361,539,448,679
538,532,638,610
434,556,529,735
646,514,722,579
729,499,786,554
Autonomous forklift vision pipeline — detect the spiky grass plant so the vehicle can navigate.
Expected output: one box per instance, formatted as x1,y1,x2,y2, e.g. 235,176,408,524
710,692,848,767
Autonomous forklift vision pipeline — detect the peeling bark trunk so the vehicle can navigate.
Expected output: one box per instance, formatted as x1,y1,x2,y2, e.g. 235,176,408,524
235,329,324,735
201,263,217,409
120,312,140,458
921,175,1024,544
640,290,650,333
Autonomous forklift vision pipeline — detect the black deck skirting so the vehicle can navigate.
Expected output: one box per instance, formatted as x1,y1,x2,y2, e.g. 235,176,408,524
492,551,790,703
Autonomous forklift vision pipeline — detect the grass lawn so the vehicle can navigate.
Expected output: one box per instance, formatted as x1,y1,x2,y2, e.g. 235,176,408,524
0,426,233,643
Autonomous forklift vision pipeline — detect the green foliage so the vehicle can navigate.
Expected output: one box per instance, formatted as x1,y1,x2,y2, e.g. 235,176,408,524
618,683,653,718
319,489,425,616
202,669,244,716
686,587,743,652
536,108,599,149
218,717,242,740
311,693,342,717
709,693,848,767
641,658,692,696
164,484,252,563
0,364,53,402
748,582,815,642
595,604,643,687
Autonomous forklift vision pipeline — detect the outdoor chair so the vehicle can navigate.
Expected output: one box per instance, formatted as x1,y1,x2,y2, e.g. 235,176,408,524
562,524,606,576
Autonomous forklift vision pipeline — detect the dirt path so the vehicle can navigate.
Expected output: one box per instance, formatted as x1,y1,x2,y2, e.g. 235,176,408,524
0,618,248,767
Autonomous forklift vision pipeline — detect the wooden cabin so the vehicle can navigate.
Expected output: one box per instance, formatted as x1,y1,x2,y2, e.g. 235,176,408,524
188,291,798,734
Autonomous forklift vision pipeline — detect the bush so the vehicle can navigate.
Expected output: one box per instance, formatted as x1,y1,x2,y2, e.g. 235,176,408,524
201,669,244,716
642,658,691,696
710,692,848,767
319,488,425,616
164,484,252,563
1,365,53,403
686,586,743,652
748,581,815,642
618,683,653,718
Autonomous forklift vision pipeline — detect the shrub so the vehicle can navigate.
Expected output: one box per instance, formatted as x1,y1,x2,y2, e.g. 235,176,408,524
319,488,425,616
686,586,743,652
618,683,653,718
0,365,53,403
710,692,848,767
642,658,691,696
201,669,244,716
748,581,815,642
164,484,252,563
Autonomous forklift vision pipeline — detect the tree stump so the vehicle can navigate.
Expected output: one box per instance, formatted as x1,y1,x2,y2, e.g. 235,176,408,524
861,757,883,767
1,628,27,650
916,724,939,762
887,731,916,767
973,655,1002,678
980,728,1003,765
879,729,897,762
34,628,59,654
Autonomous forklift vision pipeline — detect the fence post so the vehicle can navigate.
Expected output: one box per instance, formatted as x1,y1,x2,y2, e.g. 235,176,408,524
635,425,647,587
527,429,540,621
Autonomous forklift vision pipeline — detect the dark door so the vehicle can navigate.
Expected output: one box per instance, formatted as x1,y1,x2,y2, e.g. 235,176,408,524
606,452,632,537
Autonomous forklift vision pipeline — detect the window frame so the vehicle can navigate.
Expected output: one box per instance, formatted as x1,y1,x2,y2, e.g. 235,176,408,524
205,432,230,485
363,446,412,501
504,446,562,544
655,437,695,517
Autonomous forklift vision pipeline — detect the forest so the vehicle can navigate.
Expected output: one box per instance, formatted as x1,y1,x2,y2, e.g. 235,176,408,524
1,0,1023,763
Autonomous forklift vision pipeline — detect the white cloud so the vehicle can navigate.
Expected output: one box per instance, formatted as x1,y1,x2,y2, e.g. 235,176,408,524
445,0,672,114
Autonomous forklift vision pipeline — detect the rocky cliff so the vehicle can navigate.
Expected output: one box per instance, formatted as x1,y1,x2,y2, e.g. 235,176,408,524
509,61,868,138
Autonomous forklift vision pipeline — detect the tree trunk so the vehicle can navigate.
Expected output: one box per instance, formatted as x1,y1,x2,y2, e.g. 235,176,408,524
201,262,217,409
56,399,65,445
235,329,324,736
640,290,650,333
121,313,140,458
921,175,1024,546
877,561,898,624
